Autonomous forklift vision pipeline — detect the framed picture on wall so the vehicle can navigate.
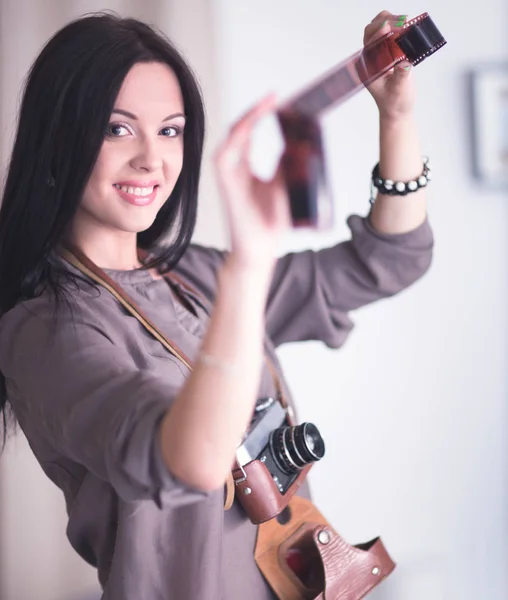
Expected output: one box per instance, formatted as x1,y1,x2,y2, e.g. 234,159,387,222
469,63,508,187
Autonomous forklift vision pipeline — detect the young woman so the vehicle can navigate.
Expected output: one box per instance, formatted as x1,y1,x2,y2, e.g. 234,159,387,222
0,10,433,599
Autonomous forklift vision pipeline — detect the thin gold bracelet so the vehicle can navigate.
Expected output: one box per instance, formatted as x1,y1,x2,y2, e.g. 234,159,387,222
197,351,242,376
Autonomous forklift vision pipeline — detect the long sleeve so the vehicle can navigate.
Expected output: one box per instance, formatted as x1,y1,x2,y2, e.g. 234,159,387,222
265,214,433,348
0,298,209,508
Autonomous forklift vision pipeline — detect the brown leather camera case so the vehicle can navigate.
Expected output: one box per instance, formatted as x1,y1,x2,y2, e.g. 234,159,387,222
254,496,395,600
233,460,312,524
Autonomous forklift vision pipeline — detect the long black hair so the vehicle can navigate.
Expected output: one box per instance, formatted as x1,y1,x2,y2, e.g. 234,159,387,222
0,12,206,447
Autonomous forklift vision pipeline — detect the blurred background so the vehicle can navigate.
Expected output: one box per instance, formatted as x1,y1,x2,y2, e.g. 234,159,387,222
0,1,507,599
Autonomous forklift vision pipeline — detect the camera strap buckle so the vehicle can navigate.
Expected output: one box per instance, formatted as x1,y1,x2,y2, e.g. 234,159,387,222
232,461,248,485
224,455,249,511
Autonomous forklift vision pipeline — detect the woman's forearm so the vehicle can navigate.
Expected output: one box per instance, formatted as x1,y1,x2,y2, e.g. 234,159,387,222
160,256,273,492
369,113,428,234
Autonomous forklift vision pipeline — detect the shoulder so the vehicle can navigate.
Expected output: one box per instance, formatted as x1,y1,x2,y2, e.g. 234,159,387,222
1,276,118,327
177,243,227,276
0,284,116,365
172,243,228,301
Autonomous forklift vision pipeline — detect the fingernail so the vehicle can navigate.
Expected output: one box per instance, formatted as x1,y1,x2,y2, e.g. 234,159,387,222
395,15,407,27
379,20,388,29
403,65,411,71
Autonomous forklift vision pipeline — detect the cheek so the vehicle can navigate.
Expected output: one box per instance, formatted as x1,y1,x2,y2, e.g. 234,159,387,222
84,152,108,190
80,155,115,211
82,148,122,199
91,149,120,184
164,144,184,183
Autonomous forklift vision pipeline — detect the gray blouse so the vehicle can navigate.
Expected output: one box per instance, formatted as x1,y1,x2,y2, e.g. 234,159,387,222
0,214,433,599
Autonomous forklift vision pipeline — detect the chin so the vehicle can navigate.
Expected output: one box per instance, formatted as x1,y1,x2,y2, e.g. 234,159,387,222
124,217,158,234
108,209,159,235
131,199,167,229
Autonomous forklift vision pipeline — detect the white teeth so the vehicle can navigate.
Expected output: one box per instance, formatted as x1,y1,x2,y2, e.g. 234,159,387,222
114,184,155,197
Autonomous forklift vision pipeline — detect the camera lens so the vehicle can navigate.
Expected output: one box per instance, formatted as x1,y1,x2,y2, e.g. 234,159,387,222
269,423,325,475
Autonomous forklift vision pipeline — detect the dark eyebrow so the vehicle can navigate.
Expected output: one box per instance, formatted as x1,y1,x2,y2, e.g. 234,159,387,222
111,109,186,122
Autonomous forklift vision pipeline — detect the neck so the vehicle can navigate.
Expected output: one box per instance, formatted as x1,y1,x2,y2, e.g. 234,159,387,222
66,228,142,271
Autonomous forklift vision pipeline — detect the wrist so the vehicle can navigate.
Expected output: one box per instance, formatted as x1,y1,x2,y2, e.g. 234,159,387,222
379,110,415,129
221,254,274,295
370,156,430,202
225,251,275,279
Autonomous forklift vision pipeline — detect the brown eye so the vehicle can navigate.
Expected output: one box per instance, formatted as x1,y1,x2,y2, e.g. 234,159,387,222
106,123,129,137
160,126,182,138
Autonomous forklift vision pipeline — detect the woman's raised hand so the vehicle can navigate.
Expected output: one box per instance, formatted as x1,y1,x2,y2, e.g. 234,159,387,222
213,95,290,272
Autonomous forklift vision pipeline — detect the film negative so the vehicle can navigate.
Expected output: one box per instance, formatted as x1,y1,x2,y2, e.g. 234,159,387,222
276,12,447,229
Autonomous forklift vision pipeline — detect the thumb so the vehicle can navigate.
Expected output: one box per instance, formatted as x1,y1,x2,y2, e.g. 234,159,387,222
394,59,413,79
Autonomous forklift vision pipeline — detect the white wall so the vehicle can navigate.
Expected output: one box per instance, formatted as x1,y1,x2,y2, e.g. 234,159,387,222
211,1,508,599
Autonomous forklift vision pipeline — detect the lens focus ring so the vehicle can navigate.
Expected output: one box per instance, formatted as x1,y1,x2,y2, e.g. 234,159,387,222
269,423,325,475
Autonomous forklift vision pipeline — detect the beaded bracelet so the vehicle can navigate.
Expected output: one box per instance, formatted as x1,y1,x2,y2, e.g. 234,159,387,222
369,156,431,204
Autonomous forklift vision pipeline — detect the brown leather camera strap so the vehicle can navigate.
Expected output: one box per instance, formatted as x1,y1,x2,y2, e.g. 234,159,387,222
59,245,288,510
60,246,194,368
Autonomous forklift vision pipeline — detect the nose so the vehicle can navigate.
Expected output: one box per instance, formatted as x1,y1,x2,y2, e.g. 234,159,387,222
129,137,163,172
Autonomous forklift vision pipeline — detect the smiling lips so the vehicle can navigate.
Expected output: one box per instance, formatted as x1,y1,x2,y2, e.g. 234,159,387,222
113,182,159,206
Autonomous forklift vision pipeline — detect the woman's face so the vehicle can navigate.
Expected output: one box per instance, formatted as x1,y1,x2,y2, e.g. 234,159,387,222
77,62,185,239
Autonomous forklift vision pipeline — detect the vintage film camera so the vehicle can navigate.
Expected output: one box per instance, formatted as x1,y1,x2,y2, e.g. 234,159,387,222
233,396,325,524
